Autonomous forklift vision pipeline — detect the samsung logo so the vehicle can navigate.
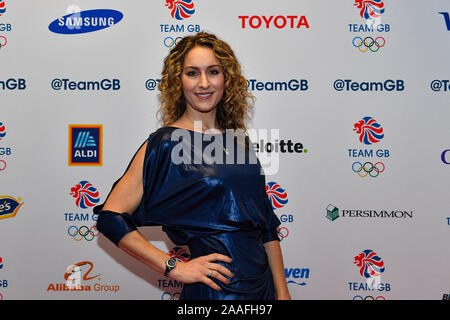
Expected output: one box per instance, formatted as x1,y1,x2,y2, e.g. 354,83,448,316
48,9,123,34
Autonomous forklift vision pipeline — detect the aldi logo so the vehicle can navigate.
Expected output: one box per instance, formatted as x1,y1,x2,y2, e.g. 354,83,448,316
68,125,102,166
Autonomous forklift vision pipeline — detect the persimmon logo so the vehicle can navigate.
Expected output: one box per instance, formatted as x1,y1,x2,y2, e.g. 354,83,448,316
47,260,119,293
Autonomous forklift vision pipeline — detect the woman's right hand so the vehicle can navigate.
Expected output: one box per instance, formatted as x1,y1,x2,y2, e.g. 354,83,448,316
169,253,234,291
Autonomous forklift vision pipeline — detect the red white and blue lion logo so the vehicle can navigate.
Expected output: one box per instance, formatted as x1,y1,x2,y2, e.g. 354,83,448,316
354,0,385,20
165,0,195,20
0,122,5,140
353,116,384,145
266,182,288,210
354,249,385,278
70,181,100,209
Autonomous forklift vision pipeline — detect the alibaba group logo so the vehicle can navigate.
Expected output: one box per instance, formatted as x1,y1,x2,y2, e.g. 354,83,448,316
64,261,100,283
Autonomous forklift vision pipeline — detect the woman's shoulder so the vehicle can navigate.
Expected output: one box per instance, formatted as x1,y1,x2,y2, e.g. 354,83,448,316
144,126,180,151
149,126,177,139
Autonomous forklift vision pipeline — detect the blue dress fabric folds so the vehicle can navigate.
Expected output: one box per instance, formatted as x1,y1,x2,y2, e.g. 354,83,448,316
94,127,281,300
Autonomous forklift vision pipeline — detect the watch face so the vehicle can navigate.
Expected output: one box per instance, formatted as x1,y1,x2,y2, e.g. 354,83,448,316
167,259,176,267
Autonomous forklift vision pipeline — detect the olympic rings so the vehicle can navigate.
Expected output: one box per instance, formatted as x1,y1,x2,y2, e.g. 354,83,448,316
68,225,99,241
0,36,7,48
163,36,182,49
277,226,289,241
161,292,181,300
0,160,6,171
352,36,385,53
353,295,386,300
352,161,385,178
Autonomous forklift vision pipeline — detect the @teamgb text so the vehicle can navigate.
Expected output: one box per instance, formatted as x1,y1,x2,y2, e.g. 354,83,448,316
51,78,120,91
68,225,99,241
352,161,385,177
169,122,281,175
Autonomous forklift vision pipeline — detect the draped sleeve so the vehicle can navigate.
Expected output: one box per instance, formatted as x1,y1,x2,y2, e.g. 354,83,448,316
94,128,169,246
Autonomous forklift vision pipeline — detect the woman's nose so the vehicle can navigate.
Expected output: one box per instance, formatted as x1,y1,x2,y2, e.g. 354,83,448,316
198,72,211,88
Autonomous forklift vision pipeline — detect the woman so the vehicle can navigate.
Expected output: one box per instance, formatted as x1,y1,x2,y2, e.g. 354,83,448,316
94,32,291,300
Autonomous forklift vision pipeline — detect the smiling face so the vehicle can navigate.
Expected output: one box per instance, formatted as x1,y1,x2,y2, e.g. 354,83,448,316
181,46,225,116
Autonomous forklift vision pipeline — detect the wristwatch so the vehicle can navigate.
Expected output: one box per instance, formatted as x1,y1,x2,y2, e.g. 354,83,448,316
164,257,177,277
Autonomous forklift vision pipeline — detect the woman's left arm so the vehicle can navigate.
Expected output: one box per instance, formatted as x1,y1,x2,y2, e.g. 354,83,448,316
264,240,291,300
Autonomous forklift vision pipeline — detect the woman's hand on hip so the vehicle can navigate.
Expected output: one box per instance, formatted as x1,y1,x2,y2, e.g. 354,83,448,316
169,253,234,291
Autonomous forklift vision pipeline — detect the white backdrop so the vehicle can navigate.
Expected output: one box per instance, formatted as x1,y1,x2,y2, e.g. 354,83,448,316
0,0,449,300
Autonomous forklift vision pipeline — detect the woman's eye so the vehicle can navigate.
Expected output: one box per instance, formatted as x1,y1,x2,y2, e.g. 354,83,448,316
186,71,198,77
209,69,219,75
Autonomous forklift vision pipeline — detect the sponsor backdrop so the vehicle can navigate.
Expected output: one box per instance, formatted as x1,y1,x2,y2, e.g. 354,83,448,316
0,0,449,300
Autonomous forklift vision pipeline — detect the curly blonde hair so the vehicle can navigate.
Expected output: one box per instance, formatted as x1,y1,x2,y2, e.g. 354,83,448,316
157,32,254,131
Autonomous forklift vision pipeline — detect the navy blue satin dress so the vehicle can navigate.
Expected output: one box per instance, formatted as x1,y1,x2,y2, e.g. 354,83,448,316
94,127,281,300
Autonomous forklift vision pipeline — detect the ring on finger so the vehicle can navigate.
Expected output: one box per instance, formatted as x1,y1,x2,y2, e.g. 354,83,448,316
208,270,213,277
